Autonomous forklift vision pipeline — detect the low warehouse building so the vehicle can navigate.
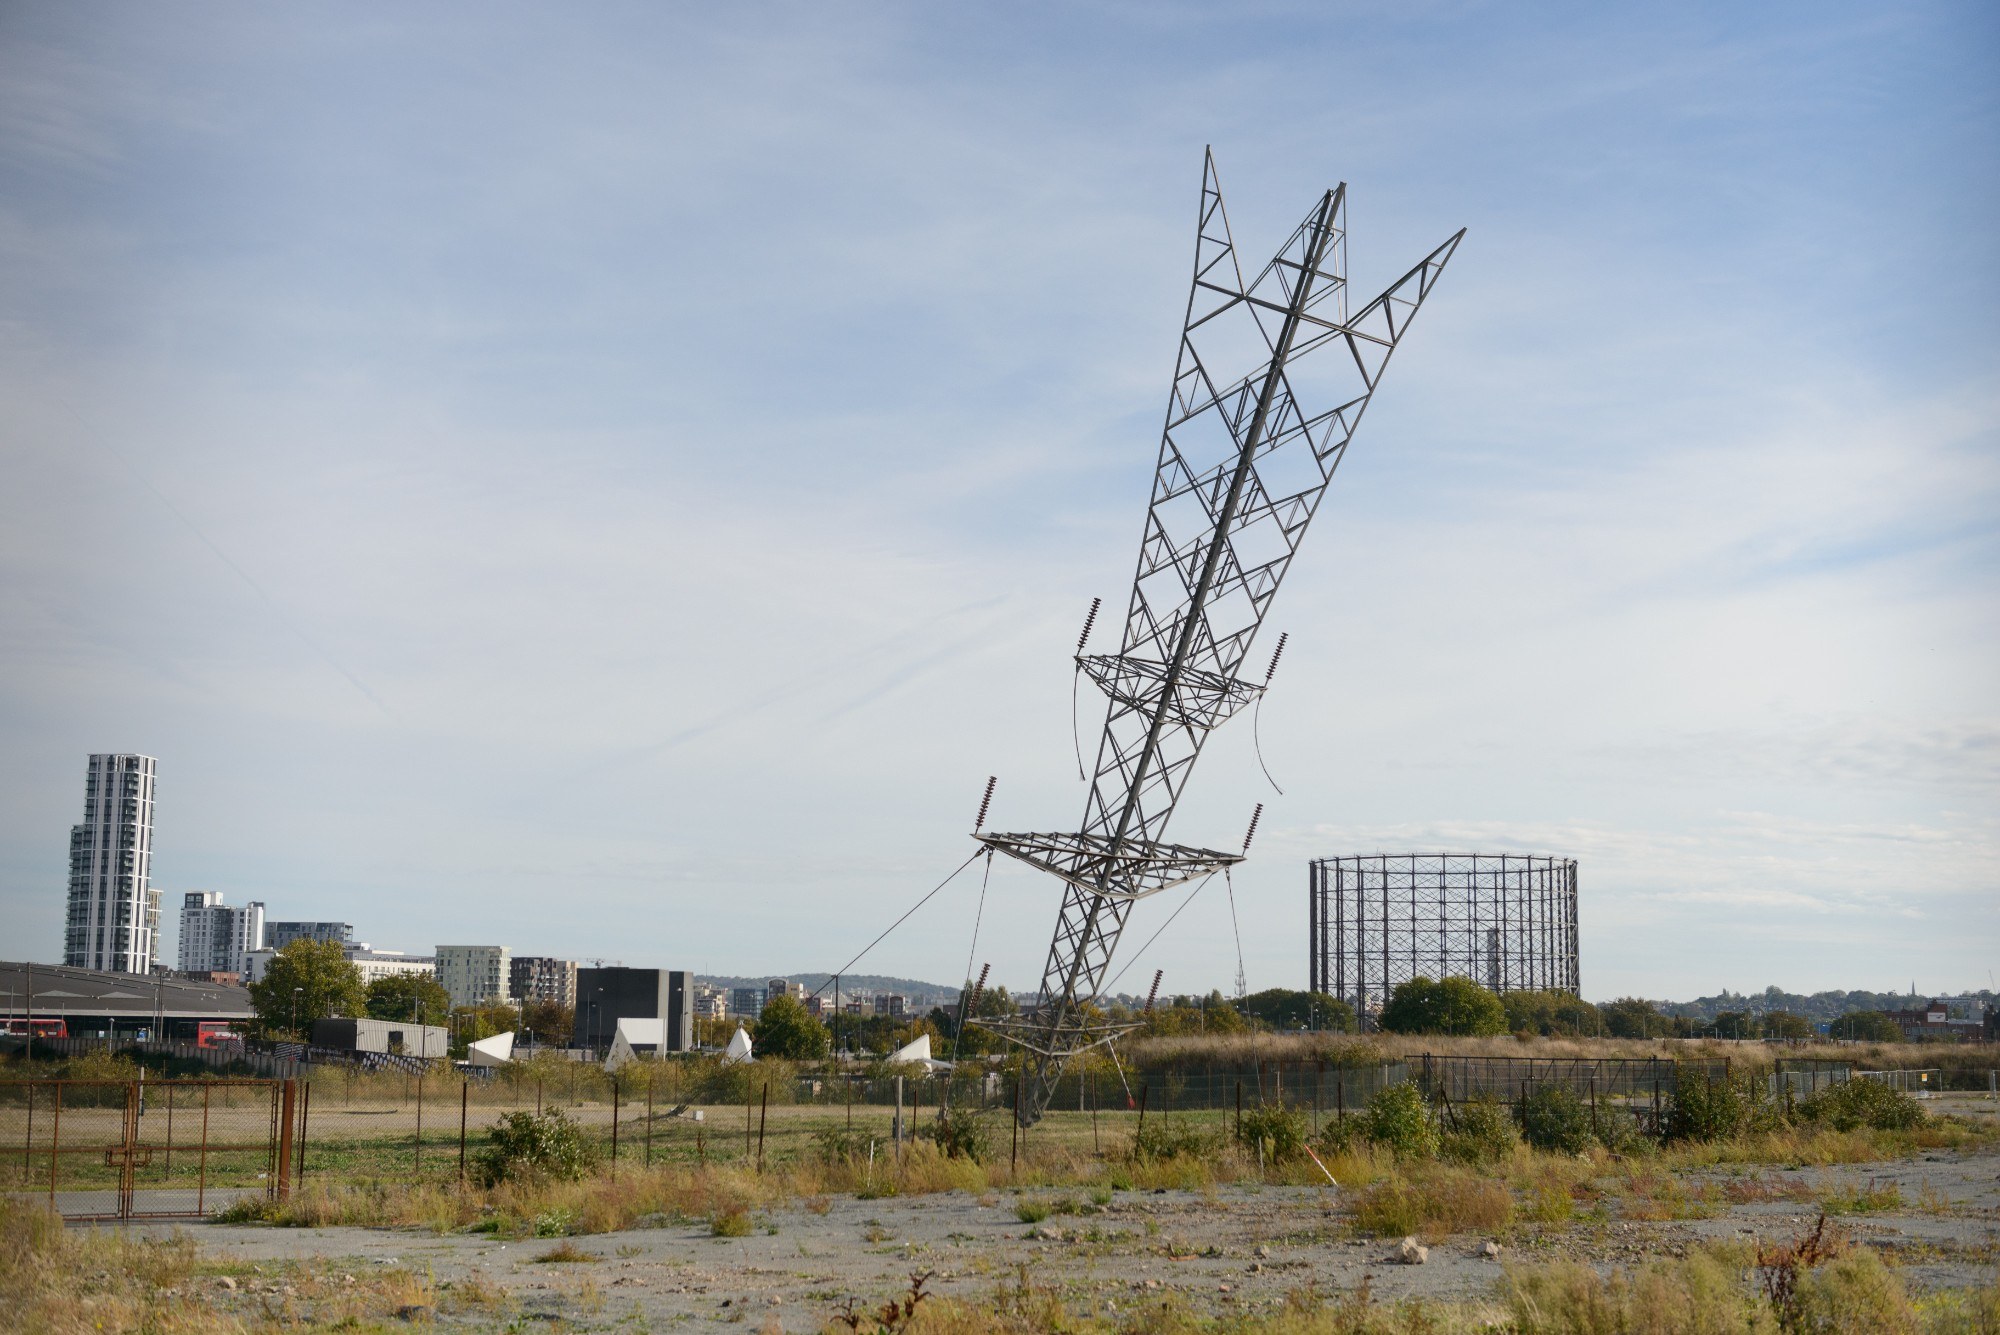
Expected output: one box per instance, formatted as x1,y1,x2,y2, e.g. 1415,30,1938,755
310,1017,449,1059
0,960,252,1043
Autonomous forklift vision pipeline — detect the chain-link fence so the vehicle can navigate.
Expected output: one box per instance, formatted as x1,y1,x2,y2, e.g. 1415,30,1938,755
0,1078,297,1220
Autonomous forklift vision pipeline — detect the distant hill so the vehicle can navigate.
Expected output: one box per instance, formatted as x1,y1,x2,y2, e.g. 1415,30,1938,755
697,973,958,1002
1647,987,1995,1023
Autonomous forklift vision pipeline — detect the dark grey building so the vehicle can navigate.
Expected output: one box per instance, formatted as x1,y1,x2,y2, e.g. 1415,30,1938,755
573,968,691,1051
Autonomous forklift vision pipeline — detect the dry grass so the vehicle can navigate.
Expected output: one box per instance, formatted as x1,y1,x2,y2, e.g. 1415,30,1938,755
1349,1166,1513,1240
1819,1178,1904,1214
0,1195,446,1333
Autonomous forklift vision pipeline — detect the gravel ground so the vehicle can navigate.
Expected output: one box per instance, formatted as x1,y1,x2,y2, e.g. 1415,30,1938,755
125,1142,2000,1330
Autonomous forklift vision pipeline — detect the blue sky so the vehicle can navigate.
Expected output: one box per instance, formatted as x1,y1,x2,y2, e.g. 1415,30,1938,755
1,3,1994,1001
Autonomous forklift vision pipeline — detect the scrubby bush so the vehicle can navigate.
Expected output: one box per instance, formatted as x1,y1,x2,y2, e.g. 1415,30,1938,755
1664,1072,1746,1143
1593,1108,1653,1156
1442,1095,1518,1165
809,1126,872,1162
1132,1118,1220,1162
1519,1084,1595,1156
1797,1078,1926,1133
921,1104,991,1162
1235,1103,1310,1164
474,1109,599,1186
1356,1082,1437,1159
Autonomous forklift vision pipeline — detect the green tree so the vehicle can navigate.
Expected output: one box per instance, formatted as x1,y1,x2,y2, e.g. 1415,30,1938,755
1762,1010,1813,1041
1377,976,1507,1037
1240,988,1357,1033
753,992,830,1059
1599,997,1671,1039
364,971,452,1024
1829,1010,1901,1042
248,939,365,1039
520,998,574,1045
1501,989,1602,1037
1710,1010,1757,1039
454,1002,521,1053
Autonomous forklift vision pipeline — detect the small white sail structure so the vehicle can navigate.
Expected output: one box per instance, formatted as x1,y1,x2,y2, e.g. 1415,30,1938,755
605,1017,665,1071
885,1032,951,1072
467,1030,516,1067
722,1024,754,1065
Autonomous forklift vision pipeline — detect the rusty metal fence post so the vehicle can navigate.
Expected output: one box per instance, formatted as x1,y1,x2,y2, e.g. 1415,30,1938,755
276,1079,297,1202
296,1080,311,1190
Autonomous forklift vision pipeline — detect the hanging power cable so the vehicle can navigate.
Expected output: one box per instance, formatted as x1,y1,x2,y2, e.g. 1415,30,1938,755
1226,867,1248,1003
1102,872,1217,995
1227,804,1264,1002
1252,632,1288,795
810,849,981,1001
956,851,995,1032
1071,597,1102,781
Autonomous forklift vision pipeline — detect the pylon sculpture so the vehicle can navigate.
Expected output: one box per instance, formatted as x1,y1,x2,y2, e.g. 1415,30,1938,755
978,152,1463,1125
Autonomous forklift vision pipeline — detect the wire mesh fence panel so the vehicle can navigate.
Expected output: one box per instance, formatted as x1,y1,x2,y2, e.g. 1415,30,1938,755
1409,1054,1724,1105
0,1079,287,1221
1771,1061,1850,1099
1856,1070,1944,1096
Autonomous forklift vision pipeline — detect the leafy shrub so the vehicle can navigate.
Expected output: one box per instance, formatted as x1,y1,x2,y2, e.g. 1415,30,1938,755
1314,1116,1365,1157
1131,1118,1220,1162
1357,1082,1437,1160
1442,1095,1518,1165
921,1104,990,1162
1797,1079,1925,1133
532,1208,576,1237
473,1109,599,1187
1664,1073,1746,1143
1593,1108,1653,1156
1236,1103,1310,1164
1015,1198,1051,1223
710,1208,752,1237
1520,1084,1595,1156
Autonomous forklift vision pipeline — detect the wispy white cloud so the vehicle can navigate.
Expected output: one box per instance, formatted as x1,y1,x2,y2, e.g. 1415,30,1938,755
0,2,1993,1000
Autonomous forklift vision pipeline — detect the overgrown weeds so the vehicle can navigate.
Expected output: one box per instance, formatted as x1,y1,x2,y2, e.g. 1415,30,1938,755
1349,1167,1513,1239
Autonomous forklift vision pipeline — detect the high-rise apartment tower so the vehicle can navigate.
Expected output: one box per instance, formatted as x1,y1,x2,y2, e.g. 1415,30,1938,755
178,892,265,976
63,753,160,974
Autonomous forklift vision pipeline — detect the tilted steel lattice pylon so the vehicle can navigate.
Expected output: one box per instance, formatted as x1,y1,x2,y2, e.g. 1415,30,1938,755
977,152,1464,1125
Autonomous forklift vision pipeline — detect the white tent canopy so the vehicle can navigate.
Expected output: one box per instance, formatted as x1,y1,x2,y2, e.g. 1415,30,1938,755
722,1024,754,1065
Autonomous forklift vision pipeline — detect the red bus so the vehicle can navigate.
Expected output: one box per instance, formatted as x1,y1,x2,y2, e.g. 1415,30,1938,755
0,1018,69,1039
196,1021,244,1049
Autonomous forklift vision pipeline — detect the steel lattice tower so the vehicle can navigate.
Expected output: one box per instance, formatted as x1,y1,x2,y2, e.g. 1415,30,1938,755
977,153,1464,1124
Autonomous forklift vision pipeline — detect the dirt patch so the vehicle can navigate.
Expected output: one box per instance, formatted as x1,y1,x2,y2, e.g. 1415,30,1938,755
128,1143,2000,1330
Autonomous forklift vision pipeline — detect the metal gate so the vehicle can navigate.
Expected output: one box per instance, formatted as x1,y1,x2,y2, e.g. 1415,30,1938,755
1,1078,301,1221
